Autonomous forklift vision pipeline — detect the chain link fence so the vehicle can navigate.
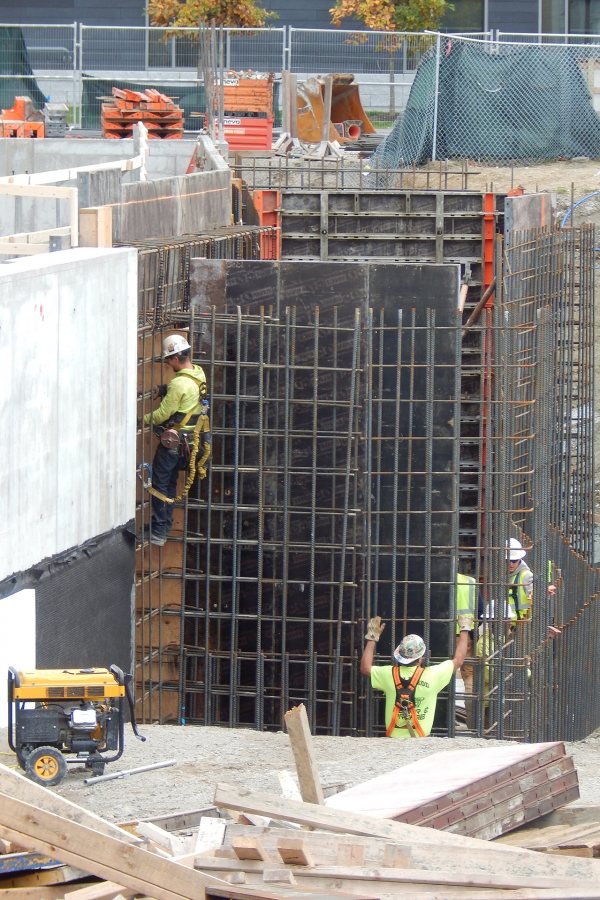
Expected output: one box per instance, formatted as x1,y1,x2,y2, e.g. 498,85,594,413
2,24,600,158
372,33,600,167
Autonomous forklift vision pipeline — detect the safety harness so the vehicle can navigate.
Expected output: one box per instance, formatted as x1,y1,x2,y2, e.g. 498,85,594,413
145,371,211,505
386,665,425,738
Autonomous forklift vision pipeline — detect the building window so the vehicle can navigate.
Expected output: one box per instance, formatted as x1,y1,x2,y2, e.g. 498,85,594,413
542,0,600,34
441,0,485,32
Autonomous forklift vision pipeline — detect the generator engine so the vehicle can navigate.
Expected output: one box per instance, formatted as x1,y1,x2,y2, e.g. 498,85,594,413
7,665,145,786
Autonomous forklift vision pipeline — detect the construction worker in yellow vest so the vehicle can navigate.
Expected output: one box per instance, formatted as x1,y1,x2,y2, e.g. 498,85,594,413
506,539,560,636
506,538,533,621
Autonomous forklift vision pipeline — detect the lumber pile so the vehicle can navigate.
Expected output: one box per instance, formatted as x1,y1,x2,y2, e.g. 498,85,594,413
101,88,184,139
326,741,579,840
3,761,600,898
496,806,600,857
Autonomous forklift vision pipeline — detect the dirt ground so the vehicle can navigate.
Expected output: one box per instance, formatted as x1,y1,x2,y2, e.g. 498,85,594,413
2,724,600,824
463,157,600,201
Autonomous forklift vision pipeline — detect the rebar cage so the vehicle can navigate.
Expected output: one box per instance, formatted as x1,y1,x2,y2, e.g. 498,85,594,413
135,223,596,742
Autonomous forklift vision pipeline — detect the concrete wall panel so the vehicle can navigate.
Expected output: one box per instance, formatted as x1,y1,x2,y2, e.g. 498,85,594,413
0,247,137,583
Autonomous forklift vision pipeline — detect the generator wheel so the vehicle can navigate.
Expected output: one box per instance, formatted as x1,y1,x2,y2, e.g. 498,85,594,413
25,746,68,786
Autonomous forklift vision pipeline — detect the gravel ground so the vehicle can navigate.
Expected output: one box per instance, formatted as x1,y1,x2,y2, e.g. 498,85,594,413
3,724,600,823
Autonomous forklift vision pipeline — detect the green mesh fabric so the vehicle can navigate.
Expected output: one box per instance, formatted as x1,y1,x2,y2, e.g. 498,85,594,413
0,26,46,111
372,35,600,166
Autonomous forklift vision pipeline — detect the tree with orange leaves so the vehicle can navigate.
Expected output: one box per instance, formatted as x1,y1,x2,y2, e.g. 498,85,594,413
148,0,275,28
330,0,449,31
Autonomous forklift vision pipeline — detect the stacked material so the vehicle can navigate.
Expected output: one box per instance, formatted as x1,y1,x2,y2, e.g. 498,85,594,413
222,70,274,116
326,742,579,840
216,70,274,149
0,96,44,137
101,87,184,139
4,765,600,899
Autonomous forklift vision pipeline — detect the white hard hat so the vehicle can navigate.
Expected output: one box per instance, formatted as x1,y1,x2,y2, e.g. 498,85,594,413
506,537,527,561
162,334,190,359
394,634,426,665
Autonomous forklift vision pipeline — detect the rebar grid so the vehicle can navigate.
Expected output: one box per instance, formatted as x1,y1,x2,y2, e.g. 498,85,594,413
135,227,271,725
135,223,597,741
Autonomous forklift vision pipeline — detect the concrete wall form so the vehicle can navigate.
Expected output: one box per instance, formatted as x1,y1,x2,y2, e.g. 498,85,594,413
0,136,231,241
0,247,138,584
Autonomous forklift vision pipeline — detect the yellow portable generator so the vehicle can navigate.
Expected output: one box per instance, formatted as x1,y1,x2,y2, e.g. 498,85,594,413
7,665,145,786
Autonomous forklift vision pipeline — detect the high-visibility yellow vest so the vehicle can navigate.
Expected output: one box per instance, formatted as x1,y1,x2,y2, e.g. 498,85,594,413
455,572,477,634
507,563,532,620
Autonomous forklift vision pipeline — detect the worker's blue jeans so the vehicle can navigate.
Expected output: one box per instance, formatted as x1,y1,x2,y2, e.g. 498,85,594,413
151,443,180,536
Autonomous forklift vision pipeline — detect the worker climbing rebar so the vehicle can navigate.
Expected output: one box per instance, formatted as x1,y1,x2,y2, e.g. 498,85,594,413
141,334,210,546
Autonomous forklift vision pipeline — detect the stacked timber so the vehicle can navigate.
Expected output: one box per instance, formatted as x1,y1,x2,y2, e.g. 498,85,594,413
101,88,184,139
326,741,579,840
3,760,600,898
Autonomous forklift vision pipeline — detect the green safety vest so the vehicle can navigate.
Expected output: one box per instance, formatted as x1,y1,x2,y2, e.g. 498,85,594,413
455,573,477,634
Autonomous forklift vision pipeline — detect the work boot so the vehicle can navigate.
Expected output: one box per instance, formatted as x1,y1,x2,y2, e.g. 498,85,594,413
140,524,167,547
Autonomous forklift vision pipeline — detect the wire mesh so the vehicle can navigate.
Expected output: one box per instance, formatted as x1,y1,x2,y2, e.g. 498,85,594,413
288,29,436,75
372,33,600,166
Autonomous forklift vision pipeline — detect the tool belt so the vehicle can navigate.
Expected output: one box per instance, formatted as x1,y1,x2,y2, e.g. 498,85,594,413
156,410,200,449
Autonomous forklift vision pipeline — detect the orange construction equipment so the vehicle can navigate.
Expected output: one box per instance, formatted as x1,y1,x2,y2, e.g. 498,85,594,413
296,75,375,144
101,88,184,139
0,96,45,138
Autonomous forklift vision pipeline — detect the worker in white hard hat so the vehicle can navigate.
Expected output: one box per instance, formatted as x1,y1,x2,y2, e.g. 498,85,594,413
506,538,560,635
360,616,470,738
142,334,208,546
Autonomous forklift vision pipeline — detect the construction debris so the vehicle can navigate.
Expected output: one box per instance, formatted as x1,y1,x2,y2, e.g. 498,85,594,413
2,729,600,900
101,88,184,140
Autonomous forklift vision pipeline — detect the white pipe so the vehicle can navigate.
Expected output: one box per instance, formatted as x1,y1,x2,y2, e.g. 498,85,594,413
84,758,177,785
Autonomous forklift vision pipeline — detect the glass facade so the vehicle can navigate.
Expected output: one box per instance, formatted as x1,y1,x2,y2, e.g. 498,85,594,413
542,0,600,33
441,0,485,32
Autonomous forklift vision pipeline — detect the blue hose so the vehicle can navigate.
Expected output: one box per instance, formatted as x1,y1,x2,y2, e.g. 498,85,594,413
560,190,600,228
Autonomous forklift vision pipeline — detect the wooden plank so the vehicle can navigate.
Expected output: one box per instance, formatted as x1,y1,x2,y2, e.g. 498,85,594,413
79,207,113,248
136,823,186,857
59,883,134,900
231,837,272,862
283,705,325,805
212,785,600,882
0,865,89,887
0,889,100,900
0,794,225,900
0,765,140,845
194,856,598,893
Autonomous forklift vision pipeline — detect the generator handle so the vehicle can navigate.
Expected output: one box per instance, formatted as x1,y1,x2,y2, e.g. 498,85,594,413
6,667,19,753
110,664,146,742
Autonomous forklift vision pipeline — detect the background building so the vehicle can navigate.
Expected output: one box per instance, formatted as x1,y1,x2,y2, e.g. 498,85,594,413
0,0,597,34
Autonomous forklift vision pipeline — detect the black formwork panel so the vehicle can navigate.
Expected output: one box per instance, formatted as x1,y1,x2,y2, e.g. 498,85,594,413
280,190,498,268
186,259,461,736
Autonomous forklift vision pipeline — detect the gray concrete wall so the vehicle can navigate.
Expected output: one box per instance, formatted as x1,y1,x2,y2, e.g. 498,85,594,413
0,247,138,582
0,136,231,239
